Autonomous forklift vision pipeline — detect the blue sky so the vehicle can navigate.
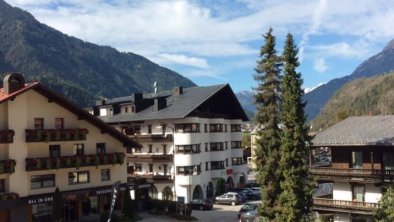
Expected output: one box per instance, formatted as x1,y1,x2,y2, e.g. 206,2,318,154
6,0,394,93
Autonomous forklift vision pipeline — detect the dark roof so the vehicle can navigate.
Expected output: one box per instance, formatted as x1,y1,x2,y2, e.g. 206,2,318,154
101,84,249,122
0,82,141,148
312,115,394,146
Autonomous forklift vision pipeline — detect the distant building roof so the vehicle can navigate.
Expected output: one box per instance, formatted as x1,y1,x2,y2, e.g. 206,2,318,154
312,115,394,146
100,84,249,122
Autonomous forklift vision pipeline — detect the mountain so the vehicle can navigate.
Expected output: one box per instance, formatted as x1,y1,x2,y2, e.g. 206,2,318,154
311,72,394,131
304,39,394,120
0,0,195,106
236,90,255,120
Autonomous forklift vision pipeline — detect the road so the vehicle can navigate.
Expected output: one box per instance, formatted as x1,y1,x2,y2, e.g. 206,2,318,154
139,200,260,222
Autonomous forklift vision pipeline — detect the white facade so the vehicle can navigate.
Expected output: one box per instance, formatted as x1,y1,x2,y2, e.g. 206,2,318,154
112,117,247,203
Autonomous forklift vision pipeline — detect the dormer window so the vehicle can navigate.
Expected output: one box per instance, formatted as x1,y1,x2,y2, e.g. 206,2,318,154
125,106,129,113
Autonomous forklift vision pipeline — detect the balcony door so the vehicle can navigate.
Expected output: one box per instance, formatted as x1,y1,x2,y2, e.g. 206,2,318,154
351,151,363,169
163,165,168,175
383,152,394,170
352,184,365,202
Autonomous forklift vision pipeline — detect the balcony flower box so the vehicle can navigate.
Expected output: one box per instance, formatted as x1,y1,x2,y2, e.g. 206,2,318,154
25,128,89,142
0,159,16,174
0,130,15,144
25,152,125,171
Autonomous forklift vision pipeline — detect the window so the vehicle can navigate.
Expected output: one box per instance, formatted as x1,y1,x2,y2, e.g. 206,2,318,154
163,144,167,154
204,124,208,132
148,125,152,134
209,124,223,132
210,142,224,151
55,118,64,129
175,123,200,133
383,152,394,170
232,157,244,165
225,142,228,150
49,145,61,158
226,158,228,167
162,124,166,134
205,143,208,152
231,141,242,149
210,161,225,170
124,106,129,113
177,165,201,175
101,169,110,181
131,105,135,113
74,144,84,155
135,164,142,172
69,171,89,185
149,164,153,173
231,124,242,132
148,145,153,153
31,174,55,189
176,144,201,153
34,118,44,130
96,143,106,155
0,179,4,192
352,184,365,202
205,162,209,171
224,124,227,132
351,151,363,169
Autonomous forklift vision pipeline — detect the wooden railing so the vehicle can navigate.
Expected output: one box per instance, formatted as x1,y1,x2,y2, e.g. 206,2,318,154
127,154,173,163
0,130,14,143
129,134,173,142
310,167,394,180
313,198,379,212
25,128,88,142
26,152,125,171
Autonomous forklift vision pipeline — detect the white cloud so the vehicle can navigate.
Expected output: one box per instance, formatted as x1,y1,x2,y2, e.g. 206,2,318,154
156,53,210,69
313,58,328,73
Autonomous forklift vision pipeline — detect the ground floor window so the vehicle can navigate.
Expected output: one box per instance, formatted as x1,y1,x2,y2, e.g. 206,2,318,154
68,171,89,185
32,203,52,222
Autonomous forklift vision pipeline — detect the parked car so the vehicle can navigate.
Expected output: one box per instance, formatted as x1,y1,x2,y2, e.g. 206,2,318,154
215,192,242,206
190,199,213,210
240,189,259,200
239,207,258,222
238,203,258,219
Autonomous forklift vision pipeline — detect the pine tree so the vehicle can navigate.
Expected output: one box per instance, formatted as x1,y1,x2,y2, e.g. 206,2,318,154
277,33,313,221
52,187,63,222
254,28,282,221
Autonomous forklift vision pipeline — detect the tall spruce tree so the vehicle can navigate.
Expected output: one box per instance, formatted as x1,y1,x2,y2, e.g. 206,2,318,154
277,33,313,221
254,28,283,221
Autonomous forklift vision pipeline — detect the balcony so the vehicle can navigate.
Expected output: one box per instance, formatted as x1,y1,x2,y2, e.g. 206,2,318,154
128,154,173,163
0,159,16,174
0,130,14,144
313,197,378,215
129,134,173,143
310,167,394,182
128,172,173,184
25,128,88,142
25,152,125,171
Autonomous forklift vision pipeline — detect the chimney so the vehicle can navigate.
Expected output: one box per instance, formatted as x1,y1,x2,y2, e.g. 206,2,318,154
131,93,143,102
3,73,25,94
172,87,183,96
152,98,167,112
95,99,106,106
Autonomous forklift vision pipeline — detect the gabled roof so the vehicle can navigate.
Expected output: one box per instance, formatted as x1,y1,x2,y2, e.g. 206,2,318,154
100,84,249,123
312,115,394,146
0,82,141,148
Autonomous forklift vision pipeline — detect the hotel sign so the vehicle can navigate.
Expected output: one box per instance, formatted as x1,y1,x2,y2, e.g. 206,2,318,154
28,196,53,205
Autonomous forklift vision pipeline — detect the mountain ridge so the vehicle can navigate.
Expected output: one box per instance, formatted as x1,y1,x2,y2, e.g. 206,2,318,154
0,0,196,106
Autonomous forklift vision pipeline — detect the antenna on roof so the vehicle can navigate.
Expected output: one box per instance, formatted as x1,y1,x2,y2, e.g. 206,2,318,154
153,81,157,94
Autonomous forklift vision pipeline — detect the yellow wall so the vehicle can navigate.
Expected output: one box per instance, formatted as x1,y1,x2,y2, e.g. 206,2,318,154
4,90,127,197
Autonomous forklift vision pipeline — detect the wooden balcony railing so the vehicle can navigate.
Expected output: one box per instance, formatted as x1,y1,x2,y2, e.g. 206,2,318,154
25,152,125,171
313,197,379,213
129,134,173,143
127,154,173,163
25,129,88,142
0,130,14,144
0,159,16,174
128,172,173,183
310,167,394,181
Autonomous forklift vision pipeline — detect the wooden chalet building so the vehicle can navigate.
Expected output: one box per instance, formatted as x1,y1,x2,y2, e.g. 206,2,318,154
310,116,394,222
